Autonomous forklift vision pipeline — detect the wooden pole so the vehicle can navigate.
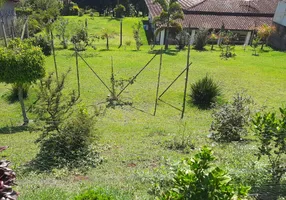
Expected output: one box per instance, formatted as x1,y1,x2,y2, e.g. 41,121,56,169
75,50,80,99
1,19,8,47
119,19,122,48
154,48,163,116
181,37,191,119
111,56,116,99
20,16,28,40
51,30,59,83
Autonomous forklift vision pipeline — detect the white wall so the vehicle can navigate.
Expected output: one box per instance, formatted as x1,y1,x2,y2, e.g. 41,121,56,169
273,0,286,26
0,1,16,37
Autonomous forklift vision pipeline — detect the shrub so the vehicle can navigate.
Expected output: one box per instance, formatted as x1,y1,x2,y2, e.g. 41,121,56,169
74,188,115,200
219,31,237,59
0,146,18,200
252,107,286,185
194,28,209,50
31,35,52,56
210,93,253,142
132,22,143,51
71,25,89,51
31,71,102,171
153,147,250,199
190,75,221,108
175,30,190,50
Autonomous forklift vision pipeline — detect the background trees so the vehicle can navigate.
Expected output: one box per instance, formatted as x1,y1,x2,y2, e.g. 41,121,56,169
153,0,184,50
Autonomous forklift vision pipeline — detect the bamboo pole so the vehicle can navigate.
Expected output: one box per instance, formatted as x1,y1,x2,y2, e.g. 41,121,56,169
154,48,163,116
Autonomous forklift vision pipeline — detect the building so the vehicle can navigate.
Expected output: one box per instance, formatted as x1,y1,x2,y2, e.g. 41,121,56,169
145,0,279,45
0,0,19,37
270,0,286,50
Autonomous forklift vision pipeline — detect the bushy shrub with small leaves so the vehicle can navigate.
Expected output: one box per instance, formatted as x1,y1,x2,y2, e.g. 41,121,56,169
190,75,221,108
153,147,250,200
210,93,253,142
194,28,209,50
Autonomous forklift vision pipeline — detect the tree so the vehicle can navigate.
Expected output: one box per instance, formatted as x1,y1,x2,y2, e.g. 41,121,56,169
256,24,276,50
0,39,45,125
100,28,116,50
132,21,143,50
153,0,184,50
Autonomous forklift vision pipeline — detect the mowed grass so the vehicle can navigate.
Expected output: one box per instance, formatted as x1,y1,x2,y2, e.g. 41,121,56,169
0,16,286,199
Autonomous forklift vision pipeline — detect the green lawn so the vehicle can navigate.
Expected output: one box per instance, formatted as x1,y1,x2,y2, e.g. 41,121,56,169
0,16,286,199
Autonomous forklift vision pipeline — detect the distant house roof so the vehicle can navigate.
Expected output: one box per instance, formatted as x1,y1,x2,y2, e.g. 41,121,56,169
145,0,279,31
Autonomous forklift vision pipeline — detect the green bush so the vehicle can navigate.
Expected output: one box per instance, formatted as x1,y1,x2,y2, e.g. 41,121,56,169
190,75,221,108
153,147,250,199
74,188,114,200
31,36,52,56
210,93,252,142
194,28,209,50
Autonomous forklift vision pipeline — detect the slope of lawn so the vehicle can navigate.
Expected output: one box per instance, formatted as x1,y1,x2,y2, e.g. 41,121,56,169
0,16,286,199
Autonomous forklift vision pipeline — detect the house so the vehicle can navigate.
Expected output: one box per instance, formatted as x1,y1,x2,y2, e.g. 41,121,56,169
145,0,279,45
0,0,19,37
270,0,286,50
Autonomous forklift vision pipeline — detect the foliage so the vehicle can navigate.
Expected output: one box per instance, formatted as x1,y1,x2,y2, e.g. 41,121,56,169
0,39,45,125
251,35,260,56
194,28,209,50
209,31,218,50
153,0,184,50
114,4,126,18
27,0,63,18
0,146,18,200
220,31,237,59
71,24,89,51
175,30,190,50
210,93,253,142
74,188,115,200
132,22,143,51
252,107,286,185
55,17,70,49
153,147,250,199
31,71,102,171
190,75,221,109
30,35,52,56
256,24,276,50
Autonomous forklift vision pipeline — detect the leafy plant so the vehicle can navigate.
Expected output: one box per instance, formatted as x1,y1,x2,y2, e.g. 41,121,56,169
175,30,190,50
30,35,52,56
71,25,89,51
6,84,29,103
219,31,237,59
209,31,218,50
210,93,253,142
190,75,221,108
0,146,18,200
153,147,250,199
31,70,102,171
0,39,45,125
55,17,69,49
100,28,116,50
194,28,209,50
256,24,276,50
132,22,143,50
251,35,260,56
252,107,286,185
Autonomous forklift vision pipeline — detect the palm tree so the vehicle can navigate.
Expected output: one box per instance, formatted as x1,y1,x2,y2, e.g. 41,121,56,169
153,0,184,50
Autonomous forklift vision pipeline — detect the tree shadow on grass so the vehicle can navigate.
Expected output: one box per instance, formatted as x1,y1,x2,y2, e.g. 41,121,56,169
148,49,180,56
0,125,29,134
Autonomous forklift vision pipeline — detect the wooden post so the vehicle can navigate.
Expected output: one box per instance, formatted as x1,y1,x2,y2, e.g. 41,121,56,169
75,50,80,99
25,17,29,38
51,30,59,83
181,37,191,119
111,56,116,99
1,19,8,47
119,19,123,48
154,48,163,116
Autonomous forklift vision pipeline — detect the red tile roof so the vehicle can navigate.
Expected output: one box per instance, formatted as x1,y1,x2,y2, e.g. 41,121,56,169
145,0,279,30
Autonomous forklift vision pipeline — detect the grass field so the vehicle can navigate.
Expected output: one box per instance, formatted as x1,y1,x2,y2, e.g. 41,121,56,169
0,16,286,199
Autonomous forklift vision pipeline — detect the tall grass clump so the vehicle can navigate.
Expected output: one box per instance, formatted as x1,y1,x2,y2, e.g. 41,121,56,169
190,75,221,109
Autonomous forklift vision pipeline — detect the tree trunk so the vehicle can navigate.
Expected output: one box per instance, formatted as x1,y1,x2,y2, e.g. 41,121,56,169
261,43,264,50
164,29,169,50
18,85,29,125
